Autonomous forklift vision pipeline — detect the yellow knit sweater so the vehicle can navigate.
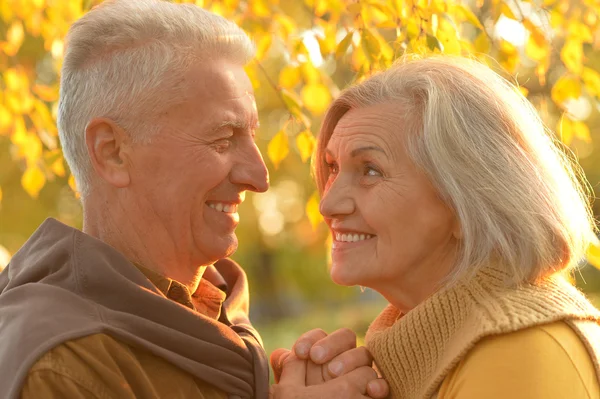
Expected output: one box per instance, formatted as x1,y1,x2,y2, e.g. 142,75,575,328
365,265,600,398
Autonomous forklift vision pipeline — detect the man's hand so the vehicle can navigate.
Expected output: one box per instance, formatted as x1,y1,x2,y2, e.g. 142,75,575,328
269,353,388,399
270,328,388,398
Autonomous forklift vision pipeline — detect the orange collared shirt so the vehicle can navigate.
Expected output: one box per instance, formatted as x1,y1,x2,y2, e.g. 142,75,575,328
21,264,228,399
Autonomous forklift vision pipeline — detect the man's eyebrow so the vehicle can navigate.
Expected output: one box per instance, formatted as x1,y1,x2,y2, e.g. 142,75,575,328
211,119,260,133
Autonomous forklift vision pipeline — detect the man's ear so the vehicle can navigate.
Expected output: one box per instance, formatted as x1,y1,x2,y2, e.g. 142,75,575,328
85,117,131,189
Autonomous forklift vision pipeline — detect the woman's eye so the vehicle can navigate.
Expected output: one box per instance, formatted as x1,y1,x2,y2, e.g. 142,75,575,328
327,162,339,175
364,165,382,177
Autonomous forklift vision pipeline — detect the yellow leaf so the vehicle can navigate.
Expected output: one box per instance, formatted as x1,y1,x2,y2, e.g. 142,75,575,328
474,32,490,53
568,21,593,43
571,120,591,143
300,62,320,84
581,68,600,97
4,68,28,91
453,4,484,29
551,76,581,104
436,16,461,54
279,65,300,89
21,165,46,198
306,191,323,230
68,174,80,198
0,186,2,206
558,116,573,145
268,130,289,169
588,241,600,270
250,0,270,17
361,28,381,62
255,35,272,60
301,83,332,115
296,130,316,162
3,21,24,56
501,3,517,20
0,104,11,135
518,86,529,97
561,39,583,74
51,157,66,177
525,34,548,61
33,84,59,102
336,31,354,59
499,39,517,55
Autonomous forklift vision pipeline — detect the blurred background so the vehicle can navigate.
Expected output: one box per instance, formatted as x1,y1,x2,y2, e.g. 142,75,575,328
1,0,599,355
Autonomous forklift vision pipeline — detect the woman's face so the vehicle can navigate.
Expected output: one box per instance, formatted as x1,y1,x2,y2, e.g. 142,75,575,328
320,103,459,307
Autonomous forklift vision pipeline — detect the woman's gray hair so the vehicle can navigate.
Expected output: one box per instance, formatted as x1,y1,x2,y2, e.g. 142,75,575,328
58,0,255,197
315,55,597,286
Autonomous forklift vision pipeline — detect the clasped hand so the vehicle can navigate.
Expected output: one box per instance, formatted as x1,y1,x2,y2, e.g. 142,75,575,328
269,328,389,398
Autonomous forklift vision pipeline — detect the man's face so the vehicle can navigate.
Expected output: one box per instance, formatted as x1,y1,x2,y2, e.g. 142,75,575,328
126,59,269,266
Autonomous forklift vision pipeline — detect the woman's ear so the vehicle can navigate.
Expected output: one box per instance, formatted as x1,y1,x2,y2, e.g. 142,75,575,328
85,117,131,189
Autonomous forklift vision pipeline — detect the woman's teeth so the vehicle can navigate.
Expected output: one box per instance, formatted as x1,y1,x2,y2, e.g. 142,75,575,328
208,202,237,213
335,233,374,242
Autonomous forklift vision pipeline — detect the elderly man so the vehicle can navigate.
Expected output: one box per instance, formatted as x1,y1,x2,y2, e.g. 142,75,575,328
0,0,388,398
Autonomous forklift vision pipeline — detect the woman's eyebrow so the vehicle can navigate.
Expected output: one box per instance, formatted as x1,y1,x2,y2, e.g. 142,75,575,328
350,146,386,158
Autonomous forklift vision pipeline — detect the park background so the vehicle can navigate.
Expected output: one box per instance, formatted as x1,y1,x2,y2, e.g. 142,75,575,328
1,0,600,355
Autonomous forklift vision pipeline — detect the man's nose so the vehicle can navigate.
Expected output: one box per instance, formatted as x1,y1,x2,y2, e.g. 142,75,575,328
231,141,269,193
319,176,354,218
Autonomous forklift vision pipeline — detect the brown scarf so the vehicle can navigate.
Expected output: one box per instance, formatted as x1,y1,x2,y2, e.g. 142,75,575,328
0,218,269,398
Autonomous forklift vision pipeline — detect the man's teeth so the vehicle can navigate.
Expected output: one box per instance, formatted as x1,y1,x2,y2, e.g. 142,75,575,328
335,233,374,242
208,203,237,213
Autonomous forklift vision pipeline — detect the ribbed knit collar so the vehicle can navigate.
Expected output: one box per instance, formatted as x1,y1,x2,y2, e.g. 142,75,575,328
365,265,600,399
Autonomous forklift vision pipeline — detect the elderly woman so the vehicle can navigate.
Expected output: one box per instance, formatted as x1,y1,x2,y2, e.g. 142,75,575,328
274,56,600,398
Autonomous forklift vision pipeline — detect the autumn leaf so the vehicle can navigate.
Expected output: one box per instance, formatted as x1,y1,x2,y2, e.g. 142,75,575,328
21,165,46,198
268,130,289,169
551,76,581,104
279,65,301,89
581,68,600,97
301,83,332,115
306,191,323,231
296,130,316,163
588,241,600,270
560,39,583,74
558,117,573,145
336,31,354,59
361,28,381,62
572,120,591,143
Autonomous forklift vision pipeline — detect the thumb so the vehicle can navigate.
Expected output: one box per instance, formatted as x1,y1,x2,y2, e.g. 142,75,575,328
278,353,308,386
270,348,291,383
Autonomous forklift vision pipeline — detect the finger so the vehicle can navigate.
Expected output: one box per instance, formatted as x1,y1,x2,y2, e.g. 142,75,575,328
367,379,390,399
327,347,374,378
308,328,357,365
306,360,326,386
292,328,328,359
279,353,308,386
270,348,291,383
339,366,379,395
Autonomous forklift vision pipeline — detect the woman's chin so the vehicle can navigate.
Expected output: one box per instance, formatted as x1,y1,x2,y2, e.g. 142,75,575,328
330,263,362,287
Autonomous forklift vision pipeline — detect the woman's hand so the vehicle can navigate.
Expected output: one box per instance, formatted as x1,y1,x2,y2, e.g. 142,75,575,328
270,328,388,398
270,353,388,399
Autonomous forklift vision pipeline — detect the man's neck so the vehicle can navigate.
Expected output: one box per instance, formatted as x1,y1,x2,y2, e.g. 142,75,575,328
82,193,206,293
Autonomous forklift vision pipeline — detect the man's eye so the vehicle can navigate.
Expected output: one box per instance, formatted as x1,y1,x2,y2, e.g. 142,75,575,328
214,139,232,152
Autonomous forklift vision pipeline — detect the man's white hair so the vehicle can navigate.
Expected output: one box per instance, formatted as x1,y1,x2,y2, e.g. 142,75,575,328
315,55,597,286
58,0,255,197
